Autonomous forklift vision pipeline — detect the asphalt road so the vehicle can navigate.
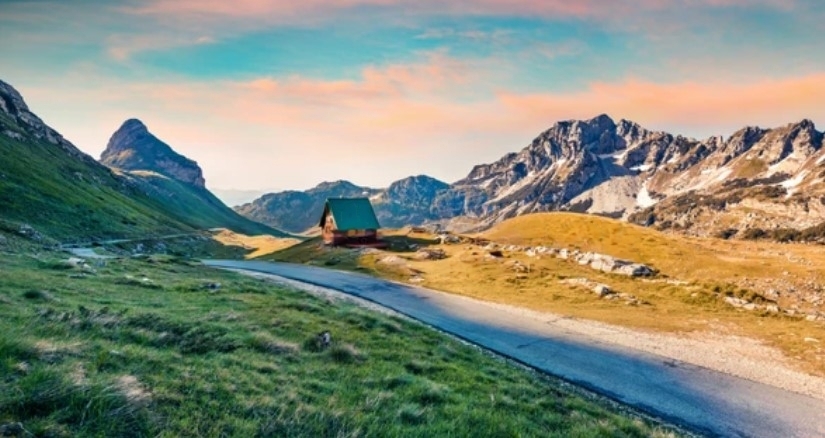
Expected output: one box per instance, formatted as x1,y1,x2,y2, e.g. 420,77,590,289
204,260,825,438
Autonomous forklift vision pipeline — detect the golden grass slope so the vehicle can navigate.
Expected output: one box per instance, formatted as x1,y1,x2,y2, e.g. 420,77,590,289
211,228,301,259
480,212,824,292
261,213,825,377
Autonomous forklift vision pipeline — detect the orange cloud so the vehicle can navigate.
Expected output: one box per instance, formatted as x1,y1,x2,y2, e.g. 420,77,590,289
19,55,824,191
497,73,825,135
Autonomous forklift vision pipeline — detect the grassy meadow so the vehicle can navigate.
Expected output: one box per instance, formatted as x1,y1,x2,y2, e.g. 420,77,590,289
0,235,678,437
262,213,825,377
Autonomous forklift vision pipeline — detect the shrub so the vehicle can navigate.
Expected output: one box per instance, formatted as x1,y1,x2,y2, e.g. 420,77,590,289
742,228,767,240
22,289,54,301
328,344,364,364
714,228,738,240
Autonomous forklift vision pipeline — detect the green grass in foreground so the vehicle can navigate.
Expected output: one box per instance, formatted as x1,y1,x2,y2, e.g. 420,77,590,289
0,248,678,437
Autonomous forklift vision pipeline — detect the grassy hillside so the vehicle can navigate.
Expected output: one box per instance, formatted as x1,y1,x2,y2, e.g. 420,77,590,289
0,114,191,241
260,216,825,377
125,171,291,237
0,243,675,437
0,112,287,242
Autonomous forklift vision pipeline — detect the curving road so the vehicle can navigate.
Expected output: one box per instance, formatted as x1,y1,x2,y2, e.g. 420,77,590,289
204,260,825,438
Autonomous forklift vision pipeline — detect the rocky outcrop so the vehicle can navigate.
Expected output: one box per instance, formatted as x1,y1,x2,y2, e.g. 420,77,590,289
100,119,206,188
373,175,449,228
0,80,91,161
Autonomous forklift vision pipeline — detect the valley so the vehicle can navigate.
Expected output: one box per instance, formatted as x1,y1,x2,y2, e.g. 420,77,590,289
2,73,825,437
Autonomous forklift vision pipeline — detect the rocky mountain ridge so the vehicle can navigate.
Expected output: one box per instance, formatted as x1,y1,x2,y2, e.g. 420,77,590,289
0,81,93,164
240,114,825,238
101,119,206,188
236,176,449,233
434,114,825,236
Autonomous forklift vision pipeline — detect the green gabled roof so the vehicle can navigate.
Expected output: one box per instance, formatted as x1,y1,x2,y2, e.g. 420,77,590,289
320,198,381,231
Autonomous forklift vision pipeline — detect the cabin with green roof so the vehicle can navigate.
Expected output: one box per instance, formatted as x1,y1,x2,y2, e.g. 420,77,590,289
318,198,384,247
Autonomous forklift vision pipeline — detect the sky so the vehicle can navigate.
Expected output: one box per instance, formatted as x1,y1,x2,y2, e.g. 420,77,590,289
1,0,824,200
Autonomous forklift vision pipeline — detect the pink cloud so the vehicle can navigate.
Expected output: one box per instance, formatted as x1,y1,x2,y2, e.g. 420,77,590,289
17,54,824,191
126,0,801,21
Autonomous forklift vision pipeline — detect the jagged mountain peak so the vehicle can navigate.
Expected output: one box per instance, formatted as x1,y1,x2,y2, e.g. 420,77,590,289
101,119,205,188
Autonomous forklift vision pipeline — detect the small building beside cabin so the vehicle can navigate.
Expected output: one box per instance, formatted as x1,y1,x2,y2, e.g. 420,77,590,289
319,197,384,247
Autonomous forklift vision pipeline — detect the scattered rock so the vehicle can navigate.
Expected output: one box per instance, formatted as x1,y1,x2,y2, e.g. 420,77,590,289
507,260,529,273
17,224,42,241
437,234,461,244
414,248,446,260
409,275,425,283
593,284,612,297
378,255,405,265
724,296,750,308
0,422,26,437
66,257,86,267
804,337,820,343
616,263,655,277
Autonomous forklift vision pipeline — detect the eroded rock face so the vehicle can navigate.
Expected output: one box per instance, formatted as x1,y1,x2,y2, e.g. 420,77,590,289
100,119,206,188
430,114,825,236
0,80,87,158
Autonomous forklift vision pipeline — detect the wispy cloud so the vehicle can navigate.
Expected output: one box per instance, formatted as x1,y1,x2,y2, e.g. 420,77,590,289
105,33,217,61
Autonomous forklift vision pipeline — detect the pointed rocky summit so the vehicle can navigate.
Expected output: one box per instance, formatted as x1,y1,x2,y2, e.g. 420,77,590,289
101,119,206,187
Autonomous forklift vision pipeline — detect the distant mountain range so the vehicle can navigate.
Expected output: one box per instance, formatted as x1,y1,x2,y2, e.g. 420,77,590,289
239,114,825,239
0,79,287,240
236,176,449,233
4,75,823,242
